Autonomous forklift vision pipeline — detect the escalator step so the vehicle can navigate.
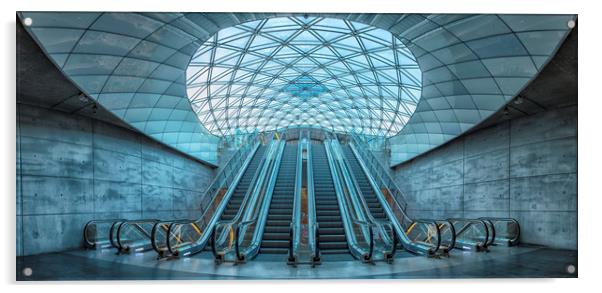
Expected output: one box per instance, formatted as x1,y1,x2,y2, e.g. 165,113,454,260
264,226,290,233
263,233,290,241
269,213,292,218
317,210,342,216
319,227,345,234
261,240,290,248
319,242,348,250
266,220,291,226
319,235,346,242
259,247,289,254
320,249,350,255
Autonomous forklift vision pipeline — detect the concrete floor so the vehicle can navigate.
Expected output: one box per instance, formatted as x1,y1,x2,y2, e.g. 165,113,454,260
16,245,577,280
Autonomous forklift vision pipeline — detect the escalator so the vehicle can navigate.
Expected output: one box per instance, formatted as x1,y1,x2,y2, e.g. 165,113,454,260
312,142,350,256
260,143,298,254
344,137,444,256
342,144,403,252
219,146,267,222
342,145,388,222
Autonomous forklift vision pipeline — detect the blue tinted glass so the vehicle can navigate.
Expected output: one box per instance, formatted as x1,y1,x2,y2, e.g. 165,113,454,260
186,16,422,137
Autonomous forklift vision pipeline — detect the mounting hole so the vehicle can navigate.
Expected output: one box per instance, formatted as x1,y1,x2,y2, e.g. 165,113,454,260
22,267,33,276
566,264,576,274
567,20,576,29
23,17,33,26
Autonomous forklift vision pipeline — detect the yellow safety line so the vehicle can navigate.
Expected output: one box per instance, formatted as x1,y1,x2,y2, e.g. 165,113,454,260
228,229,235,248
163,224,182,244
191,223,203,236
406,222,416,235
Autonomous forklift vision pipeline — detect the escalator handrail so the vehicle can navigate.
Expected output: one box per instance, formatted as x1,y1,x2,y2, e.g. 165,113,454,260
210,139,280,260
289,136,305,262
83,218,126,248
213,140,277,228
331,138,398,260
481,219,496,247
199,133,259,205
109,220,125,249
235,140,286,261
329,138,374,242
346,142,439,255
447,218,490,248
195,140,261,222
116,219,160,251
348,142,412,225
436,219,457,252
150,219,193,255
323,138,373,261
306,138,319,262
313,222,321,262
407,218,442,252
349,133,409,210
334,139,396,245
478,217,520,245
165,142,262,256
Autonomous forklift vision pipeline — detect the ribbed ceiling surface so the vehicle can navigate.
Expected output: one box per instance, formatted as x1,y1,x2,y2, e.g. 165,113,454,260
18,12,575,166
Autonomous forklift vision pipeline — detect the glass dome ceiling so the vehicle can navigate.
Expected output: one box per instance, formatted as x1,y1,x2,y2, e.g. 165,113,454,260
186,16,422,137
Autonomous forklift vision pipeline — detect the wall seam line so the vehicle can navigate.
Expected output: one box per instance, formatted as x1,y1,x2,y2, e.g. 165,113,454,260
508,120,512,218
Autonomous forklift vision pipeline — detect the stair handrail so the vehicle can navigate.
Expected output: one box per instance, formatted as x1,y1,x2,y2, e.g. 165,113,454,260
349,133,408,211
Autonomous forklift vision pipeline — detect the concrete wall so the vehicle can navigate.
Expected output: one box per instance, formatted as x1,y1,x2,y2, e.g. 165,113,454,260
16,104,215,256
393,106,577,249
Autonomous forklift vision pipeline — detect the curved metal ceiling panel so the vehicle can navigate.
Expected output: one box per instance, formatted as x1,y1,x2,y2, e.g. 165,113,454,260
19,12,220,165
19,12,575,166
385,14,575,165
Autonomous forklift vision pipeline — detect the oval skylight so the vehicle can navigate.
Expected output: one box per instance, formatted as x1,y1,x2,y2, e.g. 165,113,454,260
186,16,422,137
